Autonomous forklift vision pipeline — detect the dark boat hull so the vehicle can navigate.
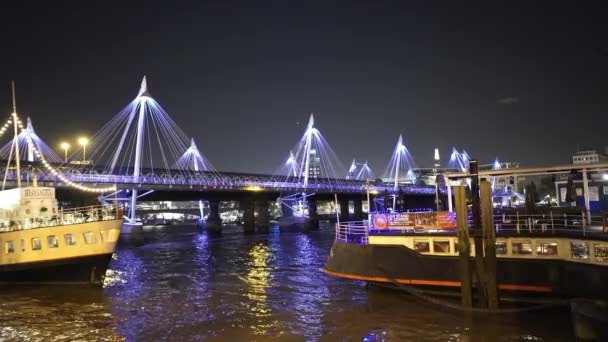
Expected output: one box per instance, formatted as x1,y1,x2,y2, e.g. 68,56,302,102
0,253,113,285
325,241,608,300
571,299,608,341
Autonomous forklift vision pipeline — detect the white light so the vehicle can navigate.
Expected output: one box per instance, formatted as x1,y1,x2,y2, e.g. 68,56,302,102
603,174,608,180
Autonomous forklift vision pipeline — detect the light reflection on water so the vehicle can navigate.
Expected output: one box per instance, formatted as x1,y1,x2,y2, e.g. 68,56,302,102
0,223,574,341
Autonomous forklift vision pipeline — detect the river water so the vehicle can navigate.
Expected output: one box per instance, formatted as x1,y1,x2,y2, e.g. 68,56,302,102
0,223,574,341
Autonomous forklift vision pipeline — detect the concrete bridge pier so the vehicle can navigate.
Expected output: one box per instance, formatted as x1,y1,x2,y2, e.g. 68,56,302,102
304,197,319,231
255,198,271,233
353,197,364,221
339,197,350,222
205,199,222,234
242,196,256,234
278,197,304,232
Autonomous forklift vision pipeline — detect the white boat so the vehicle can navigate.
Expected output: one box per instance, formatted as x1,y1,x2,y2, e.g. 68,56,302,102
0,82,122,284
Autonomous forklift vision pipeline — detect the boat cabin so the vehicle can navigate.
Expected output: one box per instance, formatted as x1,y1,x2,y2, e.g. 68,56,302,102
0,186,58,231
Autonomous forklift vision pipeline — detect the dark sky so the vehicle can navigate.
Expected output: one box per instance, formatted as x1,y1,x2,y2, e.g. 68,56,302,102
1,1,607,174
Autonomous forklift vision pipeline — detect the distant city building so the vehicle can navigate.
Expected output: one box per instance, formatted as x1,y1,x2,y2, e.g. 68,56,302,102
432,148,440,174
308,149,321,179
572,149,608,165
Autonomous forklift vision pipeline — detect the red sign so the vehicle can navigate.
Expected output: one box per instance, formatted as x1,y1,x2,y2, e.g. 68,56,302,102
371,212,456,230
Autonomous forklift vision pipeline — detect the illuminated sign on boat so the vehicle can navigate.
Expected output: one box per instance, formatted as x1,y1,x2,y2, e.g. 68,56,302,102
371,212,456,230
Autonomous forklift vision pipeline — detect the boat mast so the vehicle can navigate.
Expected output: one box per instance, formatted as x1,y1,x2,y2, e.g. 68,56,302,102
11,81,22,188
2,81,21,190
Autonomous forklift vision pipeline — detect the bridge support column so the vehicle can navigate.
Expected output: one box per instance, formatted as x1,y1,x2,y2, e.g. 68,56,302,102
353,197,364,221
205,199,222,234
280,200,293,217
242,196,255,234
255,198,270,232
278,196,304,232
304,197,319,231
339,197,350,222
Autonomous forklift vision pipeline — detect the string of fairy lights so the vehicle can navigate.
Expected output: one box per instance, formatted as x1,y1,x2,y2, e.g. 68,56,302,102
0,115,19,139
26,135,116,193
1,112,116,193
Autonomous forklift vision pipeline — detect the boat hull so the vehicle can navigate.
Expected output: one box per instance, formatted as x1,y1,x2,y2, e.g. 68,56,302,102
0,253,113,284
325,241,608,300
0,219,122,285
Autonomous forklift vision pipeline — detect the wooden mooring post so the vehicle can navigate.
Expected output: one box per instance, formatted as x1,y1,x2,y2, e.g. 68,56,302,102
454,160,499,310
469,160,488,308
480,181,499,309
455,185,472,308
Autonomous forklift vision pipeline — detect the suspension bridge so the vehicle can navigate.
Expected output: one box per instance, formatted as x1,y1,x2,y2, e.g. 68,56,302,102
1,77,494,232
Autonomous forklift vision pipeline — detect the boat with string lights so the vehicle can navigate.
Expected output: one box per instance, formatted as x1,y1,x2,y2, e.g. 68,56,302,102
0,82,123,285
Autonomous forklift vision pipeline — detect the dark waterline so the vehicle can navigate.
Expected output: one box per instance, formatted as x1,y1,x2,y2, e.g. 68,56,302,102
0,223,574,341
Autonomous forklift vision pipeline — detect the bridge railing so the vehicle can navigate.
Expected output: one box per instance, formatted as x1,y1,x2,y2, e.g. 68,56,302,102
1,169,438,194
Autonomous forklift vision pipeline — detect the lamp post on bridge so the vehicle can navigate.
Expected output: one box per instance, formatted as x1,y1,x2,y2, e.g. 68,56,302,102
78,137,88,163
60,142,70,163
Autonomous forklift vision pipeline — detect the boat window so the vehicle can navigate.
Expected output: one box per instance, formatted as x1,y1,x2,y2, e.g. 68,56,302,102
414,240,430,253
570,241,589,260
83,232,97,244
495,241,507,255
537,242,558,256
47,235,59,248
64,234,77,246
32,238,41,250
594,243,608,263
512,241,533,255
433,241,450,253
5,241,14,253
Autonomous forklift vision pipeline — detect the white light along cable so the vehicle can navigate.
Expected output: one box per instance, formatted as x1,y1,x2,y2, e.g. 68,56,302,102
27,136,116,193
0,117,14,139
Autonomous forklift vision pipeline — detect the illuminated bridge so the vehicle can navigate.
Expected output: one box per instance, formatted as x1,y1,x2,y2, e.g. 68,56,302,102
0,77,442,233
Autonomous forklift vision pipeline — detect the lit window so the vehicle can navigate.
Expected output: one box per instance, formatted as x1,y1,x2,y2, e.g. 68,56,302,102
414,240,430,253
64,234,77,246
496,241,507,255
47,235,59,248
83,231,97,244
537,242,558,255
571,241,589,260
594,243,608,263
5,241,14,253
32,238,41,250
433,241,450,253
512,241,533,255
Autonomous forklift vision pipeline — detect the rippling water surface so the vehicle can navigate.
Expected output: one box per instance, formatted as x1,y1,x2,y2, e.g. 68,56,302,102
0,223,574,341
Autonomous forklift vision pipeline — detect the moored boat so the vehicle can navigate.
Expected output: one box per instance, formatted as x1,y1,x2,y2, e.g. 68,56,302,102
0,186,122,284
325,211,608,301
0,82,123,285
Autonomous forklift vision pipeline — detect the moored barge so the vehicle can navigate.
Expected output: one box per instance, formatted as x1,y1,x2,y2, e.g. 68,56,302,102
325,211,608,300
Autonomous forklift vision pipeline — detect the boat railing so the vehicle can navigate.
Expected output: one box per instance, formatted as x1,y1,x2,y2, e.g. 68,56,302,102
335,211,608,242
488,212,605,236
335,221,369,244
1,204,123,232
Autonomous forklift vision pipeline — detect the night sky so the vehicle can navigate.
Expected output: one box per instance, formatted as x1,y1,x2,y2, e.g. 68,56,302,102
1,1,607,174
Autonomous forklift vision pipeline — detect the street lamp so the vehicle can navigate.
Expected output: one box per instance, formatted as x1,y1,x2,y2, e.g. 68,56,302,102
60,142,70,163
78,137,88,162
